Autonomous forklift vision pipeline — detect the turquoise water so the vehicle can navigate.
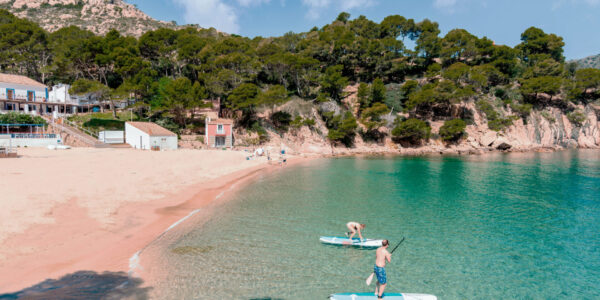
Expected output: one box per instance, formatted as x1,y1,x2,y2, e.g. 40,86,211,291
149,150,600,299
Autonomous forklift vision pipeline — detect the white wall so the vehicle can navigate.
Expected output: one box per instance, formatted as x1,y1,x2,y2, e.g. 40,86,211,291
48,84,72,103
149,136,178,150
99,131,124,144
0,82,47,102
0,135,61,148
125,123,150,150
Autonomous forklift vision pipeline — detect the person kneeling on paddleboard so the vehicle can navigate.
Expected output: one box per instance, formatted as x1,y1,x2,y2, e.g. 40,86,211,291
374,239,391,298
345,221,366,242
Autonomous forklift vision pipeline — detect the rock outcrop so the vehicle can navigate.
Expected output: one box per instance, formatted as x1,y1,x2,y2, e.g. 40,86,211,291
259,101,600,157
0,0,184,37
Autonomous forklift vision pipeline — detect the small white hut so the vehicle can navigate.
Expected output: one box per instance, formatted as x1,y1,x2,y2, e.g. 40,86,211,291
125,122,177,150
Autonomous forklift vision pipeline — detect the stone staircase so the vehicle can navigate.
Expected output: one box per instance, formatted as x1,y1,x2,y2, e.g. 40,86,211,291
43,116,106,148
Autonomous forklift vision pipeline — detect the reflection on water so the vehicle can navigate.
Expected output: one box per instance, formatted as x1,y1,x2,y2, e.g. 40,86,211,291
142,150,600,299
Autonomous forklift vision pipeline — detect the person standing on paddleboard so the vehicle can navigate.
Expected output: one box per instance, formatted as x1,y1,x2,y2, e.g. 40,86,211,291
374,239,391,298
345,221,366,241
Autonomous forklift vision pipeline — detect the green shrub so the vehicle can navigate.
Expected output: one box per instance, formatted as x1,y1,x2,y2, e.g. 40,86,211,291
391,118,431,145
439,119,467,142
476,99,514,131
494,88,506,99
83,118,124,130
271,111,292,132
303,118,316,127
290,116,303,129
324,111,357,146
154,118,180,134
540,111,556,123
0,112,47,125
511,103,533,119
476,99,499,120
488,117,515,131
290,116,316,130
567,111,586,126
249,121,269,143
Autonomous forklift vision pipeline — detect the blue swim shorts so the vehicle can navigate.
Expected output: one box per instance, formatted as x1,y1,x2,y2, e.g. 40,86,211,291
374,265,387,284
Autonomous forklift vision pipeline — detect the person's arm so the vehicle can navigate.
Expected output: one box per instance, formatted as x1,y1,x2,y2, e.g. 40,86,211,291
358,228,363,241
387,252,392,263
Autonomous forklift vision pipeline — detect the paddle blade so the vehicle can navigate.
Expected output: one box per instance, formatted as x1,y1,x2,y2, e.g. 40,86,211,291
366,272,374,285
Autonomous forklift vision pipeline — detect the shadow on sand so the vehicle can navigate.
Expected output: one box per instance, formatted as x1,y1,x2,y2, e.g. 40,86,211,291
0,270,151,300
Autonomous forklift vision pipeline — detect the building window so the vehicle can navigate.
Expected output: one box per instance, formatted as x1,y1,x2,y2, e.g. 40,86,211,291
27,91,35,102
217,124,224,134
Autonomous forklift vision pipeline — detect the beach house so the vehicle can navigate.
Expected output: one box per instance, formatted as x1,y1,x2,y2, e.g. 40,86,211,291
205,118,233,148
0,73,48,114
125,121,178,150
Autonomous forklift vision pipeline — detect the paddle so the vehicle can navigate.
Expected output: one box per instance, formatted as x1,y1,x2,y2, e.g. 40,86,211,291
366,237,405,286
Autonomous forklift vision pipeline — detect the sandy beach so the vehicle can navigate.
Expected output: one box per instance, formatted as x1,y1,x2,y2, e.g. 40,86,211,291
0,147,296,294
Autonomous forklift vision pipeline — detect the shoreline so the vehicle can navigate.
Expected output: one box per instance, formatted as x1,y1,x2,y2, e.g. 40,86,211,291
320,143,596,158
131,156,314,294
0,148,310,294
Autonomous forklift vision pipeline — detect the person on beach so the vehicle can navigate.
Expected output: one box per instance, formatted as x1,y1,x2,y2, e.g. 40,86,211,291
345,221,365,241
374,239,391,298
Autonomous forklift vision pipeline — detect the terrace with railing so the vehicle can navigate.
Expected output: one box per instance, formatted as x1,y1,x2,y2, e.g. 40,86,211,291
9,133,57,139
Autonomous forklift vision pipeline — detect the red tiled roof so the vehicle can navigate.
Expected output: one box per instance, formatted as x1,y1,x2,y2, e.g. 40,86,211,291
207,118,234,125
127,122,177,136
0,73,46,88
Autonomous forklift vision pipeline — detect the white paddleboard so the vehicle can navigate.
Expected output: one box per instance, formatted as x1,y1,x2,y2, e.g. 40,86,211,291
329,292,437,300
320,236,383,248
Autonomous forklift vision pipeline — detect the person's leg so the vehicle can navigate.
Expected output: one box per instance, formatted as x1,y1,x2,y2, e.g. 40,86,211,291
346,223,357,240
378,283,386,298
348,230,356,240
375,280,379,296
377,268,387,298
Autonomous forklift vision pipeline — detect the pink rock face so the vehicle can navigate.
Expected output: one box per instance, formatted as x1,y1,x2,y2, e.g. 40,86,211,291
5,0,79,9
2,0,180,37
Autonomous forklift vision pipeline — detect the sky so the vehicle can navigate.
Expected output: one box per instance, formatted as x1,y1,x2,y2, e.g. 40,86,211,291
126,0,600,60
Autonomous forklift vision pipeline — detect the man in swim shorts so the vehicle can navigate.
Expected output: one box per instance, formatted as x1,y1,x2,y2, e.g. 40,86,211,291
346,221,365,242
374,239,391,298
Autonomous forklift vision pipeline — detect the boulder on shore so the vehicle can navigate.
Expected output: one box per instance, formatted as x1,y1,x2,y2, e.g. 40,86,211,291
492,137,512,150
479,131,497,147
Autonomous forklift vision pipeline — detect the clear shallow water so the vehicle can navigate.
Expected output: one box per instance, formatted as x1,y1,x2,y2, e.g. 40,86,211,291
149,150,600,299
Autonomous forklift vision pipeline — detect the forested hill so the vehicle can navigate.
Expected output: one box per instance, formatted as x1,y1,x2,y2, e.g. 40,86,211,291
0,0,181,37
571,54,600,69
1,9,599,150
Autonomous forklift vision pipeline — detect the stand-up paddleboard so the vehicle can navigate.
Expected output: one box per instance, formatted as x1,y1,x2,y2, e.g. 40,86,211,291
329,292,437,300
320,236,383,248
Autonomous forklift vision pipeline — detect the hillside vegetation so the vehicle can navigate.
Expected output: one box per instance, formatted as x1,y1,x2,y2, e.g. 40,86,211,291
571,54,600,69
0,9,599,149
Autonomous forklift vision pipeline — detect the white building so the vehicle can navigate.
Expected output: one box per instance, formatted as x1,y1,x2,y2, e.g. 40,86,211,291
48,84,72,104
125,122,178,150
0,73,48,114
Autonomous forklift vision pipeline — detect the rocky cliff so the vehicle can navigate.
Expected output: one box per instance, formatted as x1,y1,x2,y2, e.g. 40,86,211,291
259,98,600,157
0,0,181,36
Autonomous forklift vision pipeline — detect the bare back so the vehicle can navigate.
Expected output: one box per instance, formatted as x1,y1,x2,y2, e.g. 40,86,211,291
375,246,391,267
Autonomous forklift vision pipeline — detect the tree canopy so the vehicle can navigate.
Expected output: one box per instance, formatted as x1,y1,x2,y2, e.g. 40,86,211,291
0,9,588,143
